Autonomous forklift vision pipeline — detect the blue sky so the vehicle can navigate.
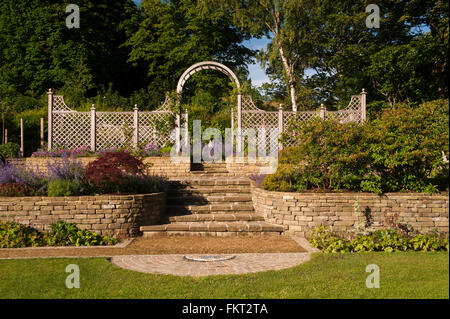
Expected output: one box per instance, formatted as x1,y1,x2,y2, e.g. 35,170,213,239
133,0,270,87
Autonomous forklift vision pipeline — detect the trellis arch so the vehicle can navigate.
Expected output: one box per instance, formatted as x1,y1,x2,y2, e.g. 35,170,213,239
176,61,243,151
176,61,241,95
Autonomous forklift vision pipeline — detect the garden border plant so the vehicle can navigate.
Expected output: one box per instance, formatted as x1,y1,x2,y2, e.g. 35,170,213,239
0,221,118,248
0,151,168,197
265,99,449,194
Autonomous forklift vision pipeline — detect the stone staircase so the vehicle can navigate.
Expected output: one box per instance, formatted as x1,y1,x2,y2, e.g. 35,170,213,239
140,162,284,236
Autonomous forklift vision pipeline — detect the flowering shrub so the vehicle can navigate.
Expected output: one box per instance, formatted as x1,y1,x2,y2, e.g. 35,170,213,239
46,156,85,182
0,161,47,192
143,142,160,156
32,146,92,158
0,183,43,197
1,152,165,196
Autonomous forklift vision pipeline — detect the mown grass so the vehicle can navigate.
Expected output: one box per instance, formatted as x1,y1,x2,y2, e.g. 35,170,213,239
0,252,448,299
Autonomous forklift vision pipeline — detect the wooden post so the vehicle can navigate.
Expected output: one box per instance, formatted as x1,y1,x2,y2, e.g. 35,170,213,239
361,89,367,122
47,89,53,150
237,93,242,155
175,113,181,154
319,104,326,120
40,117,44,148
133,104,139,149
20,118,24,157
90,104,96,152
231,108,234,140
184,108,189,149
4,129,7,144
278,104,284,151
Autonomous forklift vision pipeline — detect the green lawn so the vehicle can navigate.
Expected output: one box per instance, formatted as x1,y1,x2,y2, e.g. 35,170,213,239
0,252,448,299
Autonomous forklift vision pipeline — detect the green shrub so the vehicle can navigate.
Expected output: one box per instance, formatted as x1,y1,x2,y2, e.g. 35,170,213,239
45,221,117,246
0,221,118,247
310,226,449,253
266,99,449,194
361,99,449,193
47,179,84,197
0,143,20,158
0,221,44,248
275,118,369,191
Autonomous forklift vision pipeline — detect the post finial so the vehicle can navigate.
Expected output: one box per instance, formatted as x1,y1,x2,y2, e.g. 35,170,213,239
279,103,284,110
362,88,366,94
134,104,138,110
47,88,53,95
91,104,95,110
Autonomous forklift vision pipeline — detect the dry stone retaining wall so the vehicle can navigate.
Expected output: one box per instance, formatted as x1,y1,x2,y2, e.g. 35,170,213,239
24,157,191,177
0,193,166,238
251,185,449,237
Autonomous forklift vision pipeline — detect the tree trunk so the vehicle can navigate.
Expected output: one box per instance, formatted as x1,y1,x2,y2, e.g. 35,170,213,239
279,44,298,112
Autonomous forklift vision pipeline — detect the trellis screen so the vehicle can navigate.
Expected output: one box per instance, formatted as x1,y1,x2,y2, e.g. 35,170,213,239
233,90,366,150
47,92,181,151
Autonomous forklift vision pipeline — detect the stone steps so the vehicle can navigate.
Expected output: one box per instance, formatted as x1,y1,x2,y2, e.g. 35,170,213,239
140,221,284,237
167,203,255,214
141,162,284,237
166,194,252,205
166,213,265,223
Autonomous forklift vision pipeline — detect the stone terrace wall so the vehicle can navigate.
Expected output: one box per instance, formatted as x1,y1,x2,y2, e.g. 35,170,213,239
0,193,166,238
24,157,190,177
251,185,449,237
226,157,278,177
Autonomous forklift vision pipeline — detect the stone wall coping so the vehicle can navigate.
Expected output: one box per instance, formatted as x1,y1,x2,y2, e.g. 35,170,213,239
251,186,449,198
0,192,165,201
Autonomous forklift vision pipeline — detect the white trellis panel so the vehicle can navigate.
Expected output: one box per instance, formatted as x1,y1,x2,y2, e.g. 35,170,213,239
48,92,178,151
96,112,134,150
52,111,90,149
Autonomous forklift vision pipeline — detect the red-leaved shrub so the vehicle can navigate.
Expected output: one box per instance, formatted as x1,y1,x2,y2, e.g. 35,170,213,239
84,151,145,192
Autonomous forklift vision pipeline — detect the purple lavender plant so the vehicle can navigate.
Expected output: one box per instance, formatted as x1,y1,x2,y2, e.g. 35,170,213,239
0,160,47,191
46,155,85,182
143,142,160,156
250,173,267,188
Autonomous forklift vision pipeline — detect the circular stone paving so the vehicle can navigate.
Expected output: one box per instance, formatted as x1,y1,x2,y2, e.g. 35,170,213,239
110,253,310,277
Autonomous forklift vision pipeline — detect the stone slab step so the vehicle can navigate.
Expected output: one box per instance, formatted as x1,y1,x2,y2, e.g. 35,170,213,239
167,213,264,223
168,187,251,195
169,178,250,186
141,222,284,236
167,203,255,214
166,194,252,205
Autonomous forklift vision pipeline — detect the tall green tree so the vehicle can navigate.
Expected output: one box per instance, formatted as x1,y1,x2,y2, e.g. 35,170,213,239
0,0,141,100
127,0,254,109
200,0,320,111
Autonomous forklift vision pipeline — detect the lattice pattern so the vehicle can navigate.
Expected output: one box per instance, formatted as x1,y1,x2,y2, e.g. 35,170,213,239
326,110,362,123
96,112,133,150
139,111,176,147
52,111,90,149
50,95,178,151
53,96,72,111
345,95,362,111
242,95,260,111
